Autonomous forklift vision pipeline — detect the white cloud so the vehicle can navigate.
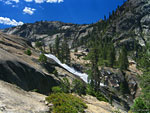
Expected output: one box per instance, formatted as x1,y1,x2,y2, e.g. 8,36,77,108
0,0,20,5
58,0,63,3
35,0,44,3
0,17,23,26
24,0,32,2
11,0,19,3
46,0,63,3
1,0,63,4
23,7,36,15
29,0,63,3
5,0,19,4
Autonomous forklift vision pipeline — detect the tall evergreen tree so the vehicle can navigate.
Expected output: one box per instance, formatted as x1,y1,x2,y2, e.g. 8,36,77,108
118,46,129,70
89,46,101,90
108,44,116,67
61,37,70,64
60,43,64,63
55,35,60,58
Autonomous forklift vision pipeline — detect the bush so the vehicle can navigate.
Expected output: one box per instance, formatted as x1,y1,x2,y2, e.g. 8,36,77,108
131,97,147,113
24,49,32,56
86,84,108,102
39,53,47,63
53,70,58,77
60,78,70,93
52,86,62,93
35,41,42,48
72,79,86,96
46,93,87,113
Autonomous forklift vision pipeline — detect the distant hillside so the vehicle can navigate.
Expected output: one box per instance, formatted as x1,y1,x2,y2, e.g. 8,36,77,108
2,21,93,48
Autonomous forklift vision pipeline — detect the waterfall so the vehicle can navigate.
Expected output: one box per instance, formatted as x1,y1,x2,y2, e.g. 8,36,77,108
45,54,105,86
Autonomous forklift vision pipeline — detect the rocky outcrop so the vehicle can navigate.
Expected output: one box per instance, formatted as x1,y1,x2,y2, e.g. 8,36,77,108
0,80,49,113
0,32,58,94
0,49,58,94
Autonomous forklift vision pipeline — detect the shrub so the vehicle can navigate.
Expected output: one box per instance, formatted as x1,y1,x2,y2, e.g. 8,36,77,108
131,97,147,113
53,70,58,77
46,93,87,113
60,78,70,93
72,79,86,96
24,49,32,56
86,84,108,102
35,41,42,48
52,86,62,93
39,53,47,63
74,48,78,52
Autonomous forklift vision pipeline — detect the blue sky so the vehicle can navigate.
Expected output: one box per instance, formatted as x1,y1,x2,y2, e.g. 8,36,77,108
0,0,126,28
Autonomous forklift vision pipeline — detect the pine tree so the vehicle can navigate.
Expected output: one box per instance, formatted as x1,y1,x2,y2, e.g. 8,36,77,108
89,46,101,90
61,37,70,64
118,46,129,70
60,43,64,63
55,35,60,58
108,44,116,67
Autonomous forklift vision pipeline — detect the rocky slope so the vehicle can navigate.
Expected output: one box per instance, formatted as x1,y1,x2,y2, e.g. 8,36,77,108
0,80,49,113
0,32,59,94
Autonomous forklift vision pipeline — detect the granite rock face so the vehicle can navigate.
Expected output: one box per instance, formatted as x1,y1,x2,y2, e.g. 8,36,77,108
3,21,93,48
0,32,58,94
102,0,150,48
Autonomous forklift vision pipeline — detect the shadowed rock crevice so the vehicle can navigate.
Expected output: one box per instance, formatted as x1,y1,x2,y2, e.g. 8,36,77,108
0,60,58,95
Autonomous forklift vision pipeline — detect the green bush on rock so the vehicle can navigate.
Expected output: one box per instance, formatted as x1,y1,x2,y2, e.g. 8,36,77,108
39,53,47,63
24,49,32,56
46,93,87,113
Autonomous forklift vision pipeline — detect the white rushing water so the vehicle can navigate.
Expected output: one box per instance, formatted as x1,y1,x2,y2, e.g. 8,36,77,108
45,54,105,86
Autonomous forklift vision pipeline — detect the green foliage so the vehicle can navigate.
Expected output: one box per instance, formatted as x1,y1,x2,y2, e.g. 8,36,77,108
60,78,70,93
61,37,70,64
54,36,70,64
31,89,38,92
53,70,58,77
119,82,125,94
39,53,47,63
131,97,148,113
139,72,150,109
72,79,86,96
74,48,78,52
136,48,150,71
119,80,130,95
131,43,150,112
118,46,129,70
35,41,42,48
107,44,116,67
24,49,32,56
88,46,101,90
52,86,62,93
54,35,60,58
113,109,122,113
46,93,87,113
86,85,108,102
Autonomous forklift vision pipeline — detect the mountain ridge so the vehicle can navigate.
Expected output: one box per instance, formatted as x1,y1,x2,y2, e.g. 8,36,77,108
2,0,150,52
